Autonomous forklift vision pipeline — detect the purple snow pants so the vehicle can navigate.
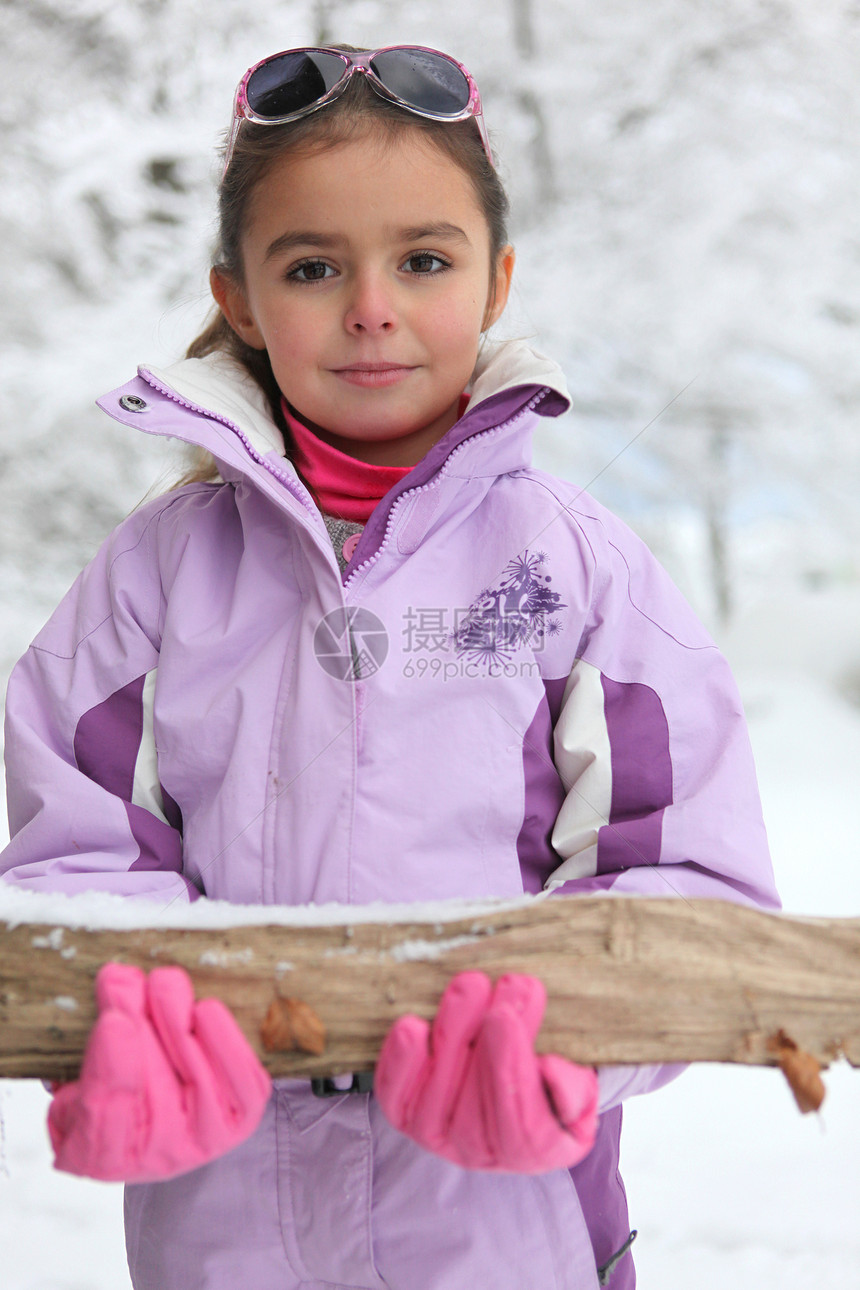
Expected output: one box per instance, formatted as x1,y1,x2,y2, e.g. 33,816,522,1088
124,1081,603,1289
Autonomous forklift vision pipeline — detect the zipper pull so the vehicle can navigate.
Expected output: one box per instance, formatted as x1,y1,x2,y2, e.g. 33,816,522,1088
597,1230,637,1286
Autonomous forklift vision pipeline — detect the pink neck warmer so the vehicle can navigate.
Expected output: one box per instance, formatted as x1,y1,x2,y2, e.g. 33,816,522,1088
282,395,470,523
282,399,413,523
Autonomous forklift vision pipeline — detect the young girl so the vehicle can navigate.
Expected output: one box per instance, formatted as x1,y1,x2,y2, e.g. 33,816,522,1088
1,44,778,1290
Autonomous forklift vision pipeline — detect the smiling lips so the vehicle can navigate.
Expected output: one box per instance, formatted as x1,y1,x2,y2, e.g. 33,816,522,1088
332,362,417,388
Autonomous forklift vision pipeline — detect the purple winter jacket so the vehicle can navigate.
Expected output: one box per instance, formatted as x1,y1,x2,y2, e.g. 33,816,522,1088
1,340,778,1290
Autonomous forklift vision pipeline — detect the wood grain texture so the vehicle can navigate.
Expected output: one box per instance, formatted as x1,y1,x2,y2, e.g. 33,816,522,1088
2,896,859,1081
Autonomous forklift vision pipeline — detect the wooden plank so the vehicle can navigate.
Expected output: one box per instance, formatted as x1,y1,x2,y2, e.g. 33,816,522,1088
1,896,859,1081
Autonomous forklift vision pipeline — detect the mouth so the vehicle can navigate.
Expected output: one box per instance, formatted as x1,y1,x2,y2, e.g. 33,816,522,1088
331,362,417,389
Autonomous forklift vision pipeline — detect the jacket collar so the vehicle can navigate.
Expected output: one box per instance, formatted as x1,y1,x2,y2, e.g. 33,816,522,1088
137,337,571,468
469,338,570,413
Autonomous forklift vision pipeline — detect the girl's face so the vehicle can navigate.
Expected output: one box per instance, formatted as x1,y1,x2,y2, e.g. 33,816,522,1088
213,130,514,466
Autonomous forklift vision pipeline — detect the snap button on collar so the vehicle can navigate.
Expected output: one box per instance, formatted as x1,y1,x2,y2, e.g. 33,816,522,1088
119,394,149,413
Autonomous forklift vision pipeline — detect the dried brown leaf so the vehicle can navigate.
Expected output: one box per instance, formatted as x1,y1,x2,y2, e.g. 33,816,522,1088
260,995,326,1056
768,1029,826,1114
260,996,295,1052
285,997,326,1055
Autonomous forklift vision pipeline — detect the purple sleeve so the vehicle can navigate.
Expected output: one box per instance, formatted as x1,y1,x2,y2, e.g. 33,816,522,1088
1,502,198,905
548,505,780,912
545,505,779,1108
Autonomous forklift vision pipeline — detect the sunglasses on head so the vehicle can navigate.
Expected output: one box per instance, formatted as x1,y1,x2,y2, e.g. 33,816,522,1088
223,45,493,175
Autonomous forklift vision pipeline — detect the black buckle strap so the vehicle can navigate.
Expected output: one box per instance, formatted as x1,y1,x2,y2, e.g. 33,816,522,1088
597,1230,637,1286
311,1071,375,1098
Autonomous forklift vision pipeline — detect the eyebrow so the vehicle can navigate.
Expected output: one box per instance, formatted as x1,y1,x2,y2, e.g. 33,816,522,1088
264,231,341,261
263,221,472,262
397,222,472,245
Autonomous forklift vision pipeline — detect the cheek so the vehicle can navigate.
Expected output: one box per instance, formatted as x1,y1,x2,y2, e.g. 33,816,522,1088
424,293,486,353
264,307,322,359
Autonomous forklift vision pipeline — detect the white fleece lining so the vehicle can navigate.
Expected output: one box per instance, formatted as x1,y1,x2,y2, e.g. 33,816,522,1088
546,658,612,886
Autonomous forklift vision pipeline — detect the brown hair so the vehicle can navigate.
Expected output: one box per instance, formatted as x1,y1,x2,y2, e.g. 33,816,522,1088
180,47,510,486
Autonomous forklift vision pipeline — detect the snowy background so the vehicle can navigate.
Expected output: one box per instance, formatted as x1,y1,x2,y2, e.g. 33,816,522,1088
1,0,859,1285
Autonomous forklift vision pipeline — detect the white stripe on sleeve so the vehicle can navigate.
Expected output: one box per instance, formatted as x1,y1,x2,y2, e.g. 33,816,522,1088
546,658,612,887
131,669,169,824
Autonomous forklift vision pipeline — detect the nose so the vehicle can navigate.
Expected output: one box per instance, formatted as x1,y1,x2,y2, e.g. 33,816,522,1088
343,271,397,336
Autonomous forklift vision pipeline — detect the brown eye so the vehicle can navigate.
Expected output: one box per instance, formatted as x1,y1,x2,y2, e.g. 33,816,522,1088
403,252,450,275
288,260,334,283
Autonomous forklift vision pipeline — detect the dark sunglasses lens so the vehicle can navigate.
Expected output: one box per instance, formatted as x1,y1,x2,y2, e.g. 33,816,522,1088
246,51,346,118
370,49,471,115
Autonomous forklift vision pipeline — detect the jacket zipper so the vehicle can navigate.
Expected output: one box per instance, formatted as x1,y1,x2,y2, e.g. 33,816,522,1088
342,387,550,591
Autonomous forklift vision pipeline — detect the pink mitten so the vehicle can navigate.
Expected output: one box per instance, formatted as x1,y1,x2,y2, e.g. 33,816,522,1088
48,963,271,1183
375,972,598,1173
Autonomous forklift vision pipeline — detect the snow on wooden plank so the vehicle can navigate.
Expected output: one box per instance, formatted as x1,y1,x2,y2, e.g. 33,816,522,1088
1,896,859,1083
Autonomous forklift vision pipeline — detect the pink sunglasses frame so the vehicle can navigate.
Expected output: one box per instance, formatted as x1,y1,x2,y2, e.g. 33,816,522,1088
223,44,494,176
